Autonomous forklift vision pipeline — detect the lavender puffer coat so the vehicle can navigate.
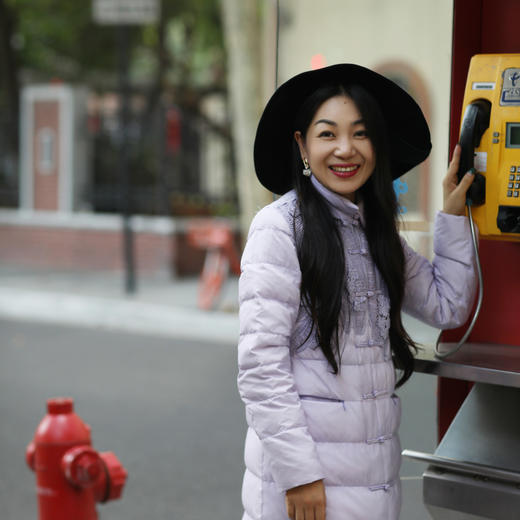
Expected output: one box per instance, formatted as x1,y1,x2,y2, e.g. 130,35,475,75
238,178,476,520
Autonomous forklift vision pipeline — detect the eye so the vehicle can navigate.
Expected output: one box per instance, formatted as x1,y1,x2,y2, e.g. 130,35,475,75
318,130,335,138
354,129,369,138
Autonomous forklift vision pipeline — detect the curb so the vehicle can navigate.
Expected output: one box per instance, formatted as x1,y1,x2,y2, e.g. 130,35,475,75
0,286,239,346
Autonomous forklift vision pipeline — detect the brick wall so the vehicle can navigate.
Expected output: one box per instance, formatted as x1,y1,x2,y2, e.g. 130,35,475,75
0,226,171,271
33,100,60,211
0,211,240,276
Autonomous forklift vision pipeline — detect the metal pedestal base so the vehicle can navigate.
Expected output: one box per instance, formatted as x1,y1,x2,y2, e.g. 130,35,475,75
423,466,520,520
404,383,520,520
426,505,492,520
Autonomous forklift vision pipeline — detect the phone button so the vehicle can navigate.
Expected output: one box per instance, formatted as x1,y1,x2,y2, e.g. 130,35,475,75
508,190,513,197
510,174,516,181
516,175,520,181
509,182,514,189
515,191,520,198
511,166,517,173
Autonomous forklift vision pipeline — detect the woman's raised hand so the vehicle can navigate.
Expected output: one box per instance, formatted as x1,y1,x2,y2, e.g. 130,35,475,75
442,144,476,216
285,479,326,520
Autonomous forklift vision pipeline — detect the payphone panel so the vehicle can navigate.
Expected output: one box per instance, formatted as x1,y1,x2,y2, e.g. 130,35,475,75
459,54,520,240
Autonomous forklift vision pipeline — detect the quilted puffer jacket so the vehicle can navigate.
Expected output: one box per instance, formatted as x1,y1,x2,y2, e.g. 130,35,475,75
238,177,477,520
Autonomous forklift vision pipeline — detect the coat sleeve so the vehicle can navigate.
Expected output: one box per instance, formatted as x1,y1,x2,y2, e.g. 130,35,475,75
237,204,325,492
402,211,478,329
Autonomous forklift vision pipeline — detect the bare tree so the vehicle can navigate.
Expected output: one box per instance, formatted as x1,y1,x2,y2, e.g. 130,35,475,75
0,0,20,153
220,0,272,240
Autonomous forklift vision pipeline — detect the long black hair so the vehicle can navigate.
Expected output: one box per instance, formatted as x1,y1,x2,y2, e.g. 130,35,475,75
292,83,416,387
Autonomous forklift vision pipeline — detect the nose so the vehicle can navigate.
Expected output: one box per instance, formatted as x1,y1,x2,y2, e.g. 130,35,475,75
334,136,355,157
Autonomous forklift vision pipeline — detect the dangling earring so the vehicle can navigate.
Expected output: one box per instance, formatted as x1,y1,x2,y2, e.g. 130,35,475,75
302,158,312,177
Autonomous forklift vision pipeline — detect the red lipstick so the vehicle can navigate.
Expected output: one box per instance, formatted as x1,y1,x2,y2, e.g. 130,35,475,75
329,164,360,178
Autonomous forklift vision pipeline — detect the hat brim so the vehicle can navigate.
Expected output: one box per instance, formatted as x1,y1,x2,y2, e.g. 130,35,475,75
254,63,432,195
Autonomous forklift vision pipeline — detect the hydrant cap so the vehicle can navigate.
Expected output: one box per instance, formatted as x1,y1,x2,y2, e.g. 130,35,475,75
47,397,74,415
100,452,128,501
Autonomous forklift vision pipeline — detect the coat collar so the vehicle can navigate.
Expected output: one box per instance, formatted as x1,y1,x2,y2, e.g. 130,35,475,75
310,175,365,225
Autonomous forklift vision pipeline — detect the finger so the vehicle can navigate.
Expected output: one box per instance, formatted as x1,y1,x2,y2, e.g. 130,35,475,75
446,172,475,209
304,506,315,520
449,144,461,167
451,143,461,162
286,497,295,520
316,503,326,520
446,144,462,180
454,170,476,194
295,505,305,520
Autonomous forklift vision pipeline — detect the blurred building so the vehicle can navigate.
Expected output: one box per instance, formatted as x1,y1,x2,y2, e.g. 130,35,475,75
0,0,454,274
0,83,237,276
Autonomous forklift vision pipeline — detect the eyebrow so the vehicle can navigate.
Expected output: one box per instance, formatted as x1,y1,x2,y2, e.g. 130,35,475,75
314,118,365,126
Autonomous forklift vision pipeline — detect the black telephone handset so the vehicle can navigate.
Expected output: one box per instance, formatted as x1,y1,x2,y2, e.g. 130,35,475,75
457,99,491,206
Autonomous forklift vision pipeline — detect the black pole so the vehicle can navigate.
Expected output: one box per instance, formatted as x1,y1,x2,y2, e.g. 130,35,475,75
275,0,280,90
117,24,136,294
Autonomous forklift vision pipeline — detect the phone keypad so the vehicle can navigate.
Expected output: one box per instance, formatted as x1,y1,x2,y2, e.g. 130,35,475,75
507,166,520,198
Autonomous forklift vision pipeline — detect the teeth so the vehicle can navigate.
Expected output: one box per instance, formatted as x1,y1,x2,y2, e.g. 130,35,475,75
331,165,357,172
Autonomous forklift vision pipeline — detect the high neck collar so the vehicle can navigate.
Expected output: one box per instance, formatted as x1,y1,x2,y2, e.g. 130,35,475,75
310,175,364,223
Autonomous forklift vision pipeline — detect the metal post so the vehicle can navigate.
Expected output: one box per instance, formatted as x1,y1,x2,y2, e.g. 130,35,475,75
117,24,136,294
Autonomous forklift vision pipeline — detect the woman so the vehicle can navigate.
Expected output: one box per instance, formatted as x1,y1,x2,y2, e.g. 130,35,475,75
238,64,476,520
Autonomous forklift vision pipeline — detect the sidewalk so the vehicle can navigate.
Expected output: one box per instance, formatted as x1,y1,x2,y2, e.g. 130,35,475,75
0,267,240,345
0,266,439,347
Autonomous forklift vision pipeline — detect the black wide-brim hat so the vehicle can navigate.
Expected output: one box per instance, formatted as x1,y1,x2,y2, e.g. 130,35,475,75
254,63,432,195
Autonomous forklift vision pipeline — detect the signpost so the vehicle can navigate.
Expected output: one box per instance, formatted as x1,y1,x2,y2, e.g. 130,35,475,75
93,0,160,25
92,0,159,294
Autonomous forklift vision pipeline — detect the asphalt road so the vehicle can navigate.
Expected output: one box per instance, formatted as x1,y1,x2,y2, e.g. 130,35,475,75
0,317,437,519
0,319,245,520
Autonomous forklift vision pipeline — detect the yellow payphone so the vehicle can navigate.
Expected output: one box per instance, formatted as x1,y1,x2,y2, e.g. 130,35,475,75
459,54,520,240
435,54,520,358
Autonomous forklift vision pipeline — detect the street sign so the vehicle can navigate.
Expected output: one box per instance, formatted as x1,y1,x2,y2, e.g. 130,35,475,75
92,0,160,25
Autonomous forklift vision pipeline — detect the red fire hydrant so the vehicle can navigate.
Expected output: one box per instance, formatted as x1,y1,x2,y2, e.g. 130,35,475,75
25,397,128,520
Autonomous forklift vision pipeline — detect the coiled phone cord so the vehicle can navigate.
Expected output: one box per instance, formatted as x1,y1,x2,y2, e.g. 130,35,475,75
433,203,484,359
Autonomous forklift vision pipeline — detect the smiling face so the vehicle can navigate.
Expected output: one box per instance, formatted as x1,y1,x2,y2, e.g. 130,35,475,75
294,95,375,202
